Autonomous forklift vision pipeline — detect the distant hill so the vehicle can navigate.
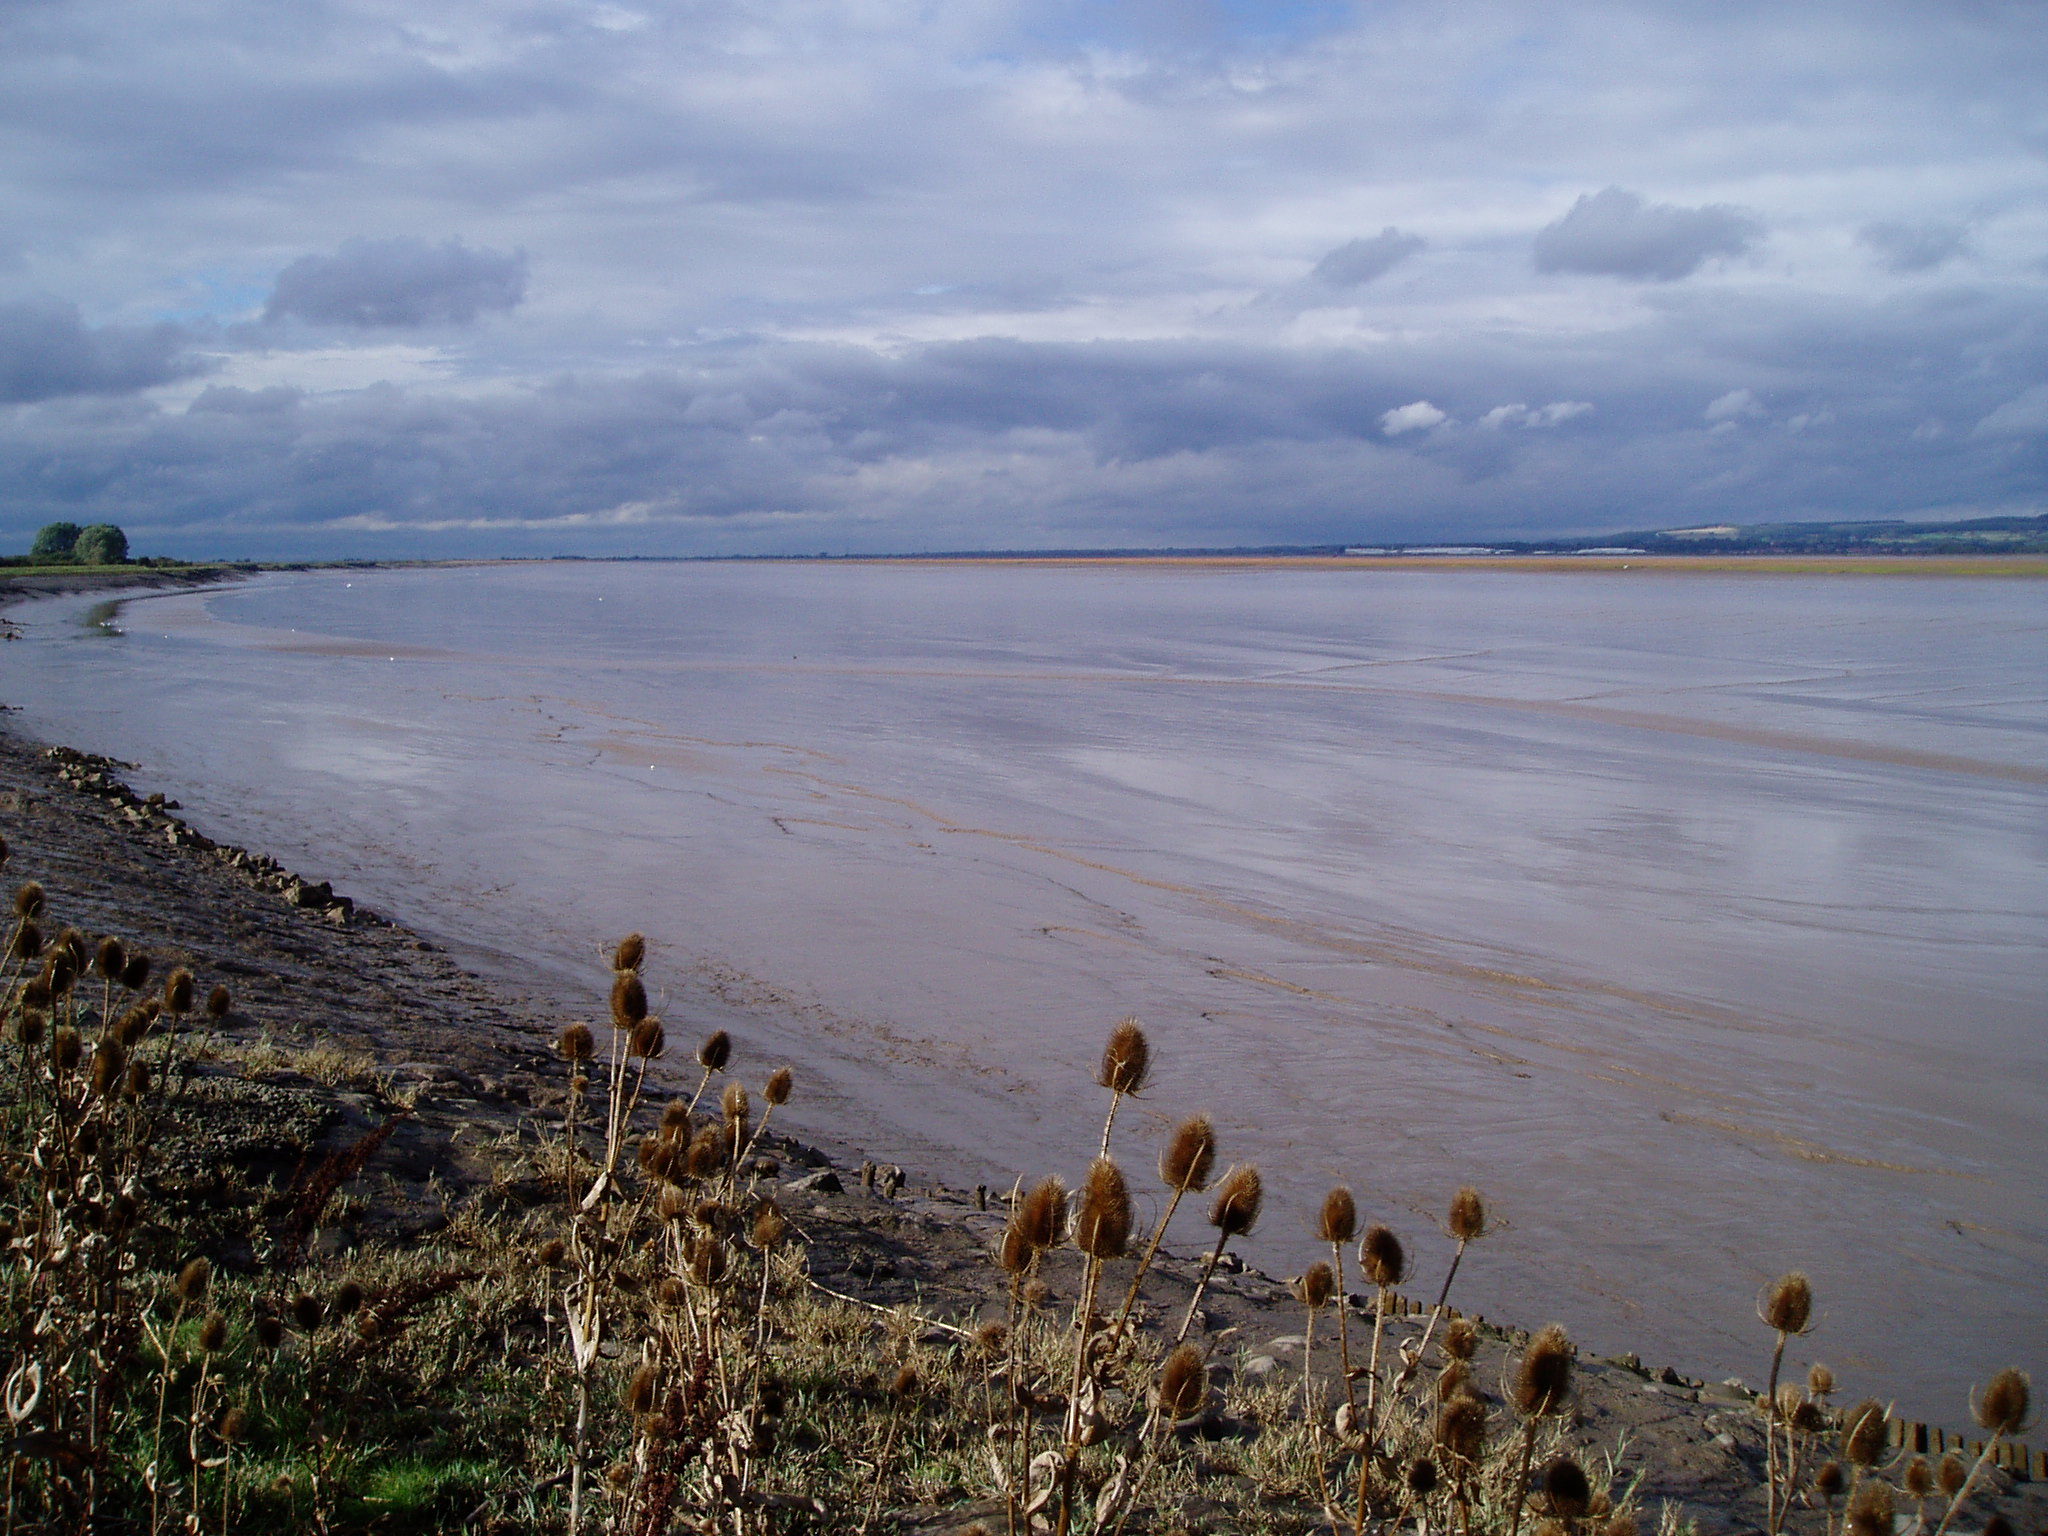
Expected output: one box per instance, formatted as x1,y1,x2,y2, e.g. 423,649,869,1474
1505,512,2048,556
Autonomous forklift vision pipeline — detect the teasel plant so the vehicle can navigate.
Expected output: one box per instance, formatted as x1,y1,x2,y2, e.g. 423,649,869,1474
1505,1324,1575,1536
1316,1187,1360,1413
1929,1368,2029,1536
1104,1113,1215,1352
994,1173,1067,1529
1054,1157,1133,1535
1093,1017,1150,1159
1395,1185,1491,1397
1758,1270,1815,1535
1173,1163,1262,1345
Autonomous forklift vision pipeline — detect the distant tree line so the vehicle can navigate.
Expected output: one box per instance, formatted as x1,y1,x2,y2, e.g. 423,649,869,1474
26,522,129,565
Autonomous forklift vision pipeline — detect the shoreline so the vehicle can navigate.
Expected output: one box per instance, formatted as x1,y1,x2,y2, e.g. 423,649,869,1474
0,577,2038,1530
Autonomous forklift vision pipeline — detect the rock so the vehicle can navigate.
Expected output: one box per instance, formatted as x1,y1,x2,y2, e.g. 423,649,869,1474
289,880,333,908
1241,1355,1281,1380
790,1169,843,1194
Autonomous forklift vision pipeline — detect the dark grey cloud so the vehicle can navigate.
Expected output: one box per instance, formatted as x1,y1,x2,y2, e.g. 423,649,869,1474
1310,229,1425,287
264,239,527,329
0,297,201,404
1858,220,1971,273
1533,188,1763,281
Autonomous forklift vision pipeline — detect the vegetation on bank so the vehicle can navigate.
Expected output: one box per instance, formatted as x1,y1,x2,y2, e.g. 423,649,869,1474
0,837,2034,1534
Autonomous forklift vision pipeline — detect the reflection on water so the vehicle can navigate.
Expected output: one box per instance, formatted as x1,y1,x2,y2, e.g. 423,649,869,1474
2,561,2043,1419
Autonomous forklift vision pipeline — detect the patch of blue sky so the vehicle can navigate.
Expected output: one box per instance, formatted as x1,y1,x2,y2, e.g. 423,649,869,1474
1010,0,1358,57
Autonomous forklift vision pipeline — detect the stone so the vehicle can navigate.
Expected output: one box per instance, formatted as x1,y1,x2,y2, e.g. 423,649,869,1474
790,1169,843,1194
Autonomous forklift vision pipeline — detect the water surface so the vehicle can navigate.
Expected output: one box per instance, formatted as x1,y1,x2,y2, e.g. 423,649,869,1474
4,561,2043,1418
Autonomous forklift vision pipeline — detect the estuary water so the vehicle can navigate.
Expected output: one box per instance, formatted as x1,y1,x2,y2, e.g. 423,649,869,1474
3,561,2043,1418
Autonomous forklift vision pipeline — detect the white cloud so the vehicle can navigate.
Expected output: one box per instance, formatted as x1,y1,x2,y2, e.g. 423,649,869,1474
1705,388,1764,423
1479,400,1593,429
1381,400,1448,436
1973,386,2048,438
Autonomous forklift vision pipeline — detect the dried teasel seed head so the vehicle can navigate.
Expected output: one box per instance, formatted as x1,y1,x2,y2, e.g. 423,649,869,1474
1435,1393,1488,1464
1763,1272,1814,1335
1157,1343,1208,1421
1438,1360,1472,1401
1293,1261,1336,1310
1097,1017,1151,1097
1207,1164,1262,1238
1814,1462,1846,1499
1022,1278,1051,1307
1793,1400,1828,1435
164,967,195,1014
58,927,89,969
974,1321,1009,1357
218,1406,249,1443
95,936,125,980
751,1202,788,1250
10,920,41,962
1542,1457,1592,1519
254,1315,284,1352
1448,1185,1487,1242
121,953,150,991
1015,1176,1069,1253
764,1066,793,1106
90,1039,125,1096
43,953,75,998
1407,1457,1440,1496
1513,1324,1574,1417
685,1126,725,1179
1074,1158,1133,1260
538,1238,567,1267
1777,1382,1805,1417
657,1277,688,1310
625,1364,659,1415
206,984,231,1020
1601,1515,1640,1536
14,881,44,918
332,1280,365,1316
687,1236,729,1286
1902,1457,1933,1499
660,1099,692,1133
1845,1479,1894,1536
1360,1225,1408,1288
613,932,645,972
22,977,50,1010
291,1294,325,1332
1316,1187,1358,1245
558,1023,596,1062
1975,1368,2029,1435
697,1029,732,1071
1843,1400,1888,1467
1444,1316,1479,1361
628,1017,665,1060
15,1010,44,1048
1160,1114,1217,1194
656,1186,692,1223
1808,1363,1836,1399
1936,1454,1966,1496
721,1079,750,1126
198,1313,229,1353
610,972,648,1029
174,1256,211,1303
50,1026,82,1073
891,1363,921,1400
998,1222,1033,1276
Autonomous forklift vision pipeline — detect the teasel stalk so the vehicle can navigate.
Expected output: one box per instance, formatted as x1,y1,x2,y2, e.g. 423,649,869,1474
1293,1261,1342,1528
1056,1156,1131,1536
1397,1186,1489,1395
1359,1223,1409,1441
1094,1017,1150,1158
998,1175,1066,1524
1108,1344,1209,1536
736,1064,794,1171
1316,1187,1360,1413
1174,1163,1261,1345
1106,1114,1216,1350
686,1028,732,1114
187,1311,228,1533
1930,1368,2029,1536
1506,1325,1575,1536
1759,1271,1814,1536
146,1257,209,1536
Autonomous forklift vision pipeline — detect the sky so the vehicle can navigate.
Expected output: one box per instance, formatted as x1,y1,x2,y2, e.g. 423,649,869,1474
1,0,2044,557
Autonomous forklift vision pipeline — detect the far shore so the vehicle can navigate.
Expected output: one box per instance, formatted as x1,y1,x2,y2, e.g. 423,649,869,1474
858,553,2048,576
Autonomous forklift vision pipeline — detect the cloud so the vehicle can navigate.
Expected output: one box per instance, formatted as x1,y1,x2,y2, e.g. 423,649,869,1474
1381,400,1448,435
1533,188,1763,281
1858,221,1971,273
1973,385,2048,437
1704,388,1764,423
264,239,527,329
1310,228,1425,287
1480,401,1594,429
0,298,201,404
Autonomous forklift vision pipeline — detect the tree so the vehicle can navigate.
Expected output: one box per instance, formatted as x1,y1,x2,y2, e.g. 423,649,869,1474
74,524,129,565
29,522,81,562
